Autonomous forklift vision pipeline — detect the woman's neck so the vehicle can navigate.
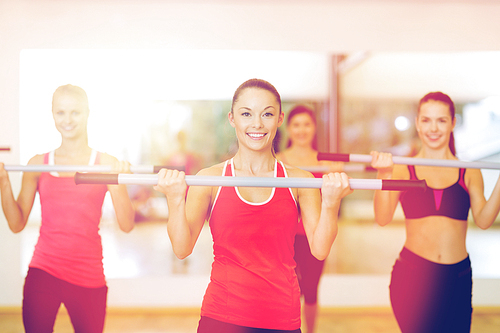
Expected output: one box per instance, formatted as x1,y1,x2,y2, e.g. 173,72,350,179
416,145,455,160
283,144,318,165
288,144,316,155
56,136,91,158
232,149,276,176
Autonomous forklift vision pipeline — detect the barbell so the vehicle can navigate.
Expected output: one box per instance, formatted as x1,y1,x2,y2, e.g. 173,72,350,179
2,165,184,173
74,172,426,191
317,152,500,170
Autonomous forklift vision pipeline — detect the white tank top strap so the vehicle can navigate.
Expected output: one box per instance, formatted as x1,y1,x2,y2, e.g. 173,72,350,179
278,160,297,206
48,150,55,165
48,149,97,177
88,149,98,166
210,160,230,216
48,150,58,176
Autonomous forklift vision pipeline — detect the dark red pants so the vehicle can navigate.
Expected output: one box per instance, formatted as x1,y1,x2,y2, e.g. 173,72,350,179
198,316,302,333
294,234,325,305
23,267,108,333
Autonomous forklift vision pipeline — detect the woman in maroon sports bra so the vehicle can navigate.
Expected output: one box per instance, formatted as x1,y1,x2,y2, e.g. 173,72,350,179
371,92,500,333
155,79,352,333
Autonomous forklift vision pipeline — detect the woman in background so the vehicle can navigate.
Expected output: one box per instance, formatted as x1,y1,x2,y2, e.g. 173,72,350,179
371,92,500,333
277,105,342,333
0,84,135,333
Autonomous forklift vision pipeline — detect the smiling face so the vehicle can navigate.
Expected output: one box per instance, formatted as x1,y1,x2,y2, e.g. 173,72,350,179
416,100,456,152
52,89,89,140
287,112,316,148
229,87,283,153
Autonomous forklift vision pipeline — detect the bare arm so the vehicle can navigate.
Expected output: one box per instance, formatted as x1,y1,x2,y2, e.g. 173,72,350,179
468,169,500,230
154,167,214,259
102,154,135,233
299,169,353,260
0,158,40,233
371,151,402,226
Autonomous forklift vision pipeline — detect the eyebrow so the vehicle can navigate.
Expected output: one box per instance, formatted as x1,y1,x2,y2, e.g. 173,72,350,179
420,115,450,119
237,106,276,112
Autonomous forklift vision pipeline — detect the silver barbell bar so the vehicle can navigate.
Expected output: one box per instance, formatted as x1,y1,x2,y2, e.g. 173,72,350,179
318,153,500,170
74,172,426,191
2,165,184,173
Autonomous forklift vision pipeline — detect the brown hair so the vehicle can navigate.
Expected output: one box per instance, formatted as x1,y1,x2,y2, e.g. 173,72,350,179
285,105,317,150
231,78,281,114
231,79,282,156
418,92,456,156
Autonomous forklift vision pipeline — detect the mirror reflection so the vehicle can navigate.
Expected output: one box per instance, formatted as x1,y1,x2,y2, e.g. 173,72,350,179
18,49,500,286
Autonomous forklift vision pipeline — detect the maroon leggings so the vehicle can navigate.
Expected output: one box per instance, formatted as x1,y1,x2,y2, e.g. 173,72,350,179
23,267,108,333
294,234,325,305
390,247,473,333
198,316,302,333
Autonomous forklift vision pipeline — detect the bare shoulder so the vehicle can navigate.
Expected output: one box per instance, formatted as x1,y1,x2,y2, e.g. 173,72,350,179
196,162,226,177
23,154,44,182
276,150,287,161
465,167,483,185
27,154,45,165
98,152,119,165
283,163,314,179
392,164,409,179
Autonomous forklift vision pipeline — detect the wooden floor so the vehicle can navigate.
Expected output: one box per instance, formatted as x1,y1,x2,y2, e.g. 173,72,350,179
1,307,499,333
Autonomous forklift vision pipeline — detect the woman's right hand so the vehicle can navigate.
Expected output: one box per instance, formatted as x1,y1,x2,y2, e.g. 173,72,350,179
0,162,10,188
370,151,394,179
154,168,188,201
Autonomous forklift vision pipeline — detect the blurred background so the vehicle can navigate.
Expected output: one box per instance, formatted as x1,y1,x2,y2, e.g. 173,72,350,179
1,0,500,314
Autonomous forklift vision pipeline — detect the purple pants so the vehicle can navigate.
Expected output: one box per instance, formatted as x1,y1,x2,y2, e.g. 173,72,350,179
390,247,473,333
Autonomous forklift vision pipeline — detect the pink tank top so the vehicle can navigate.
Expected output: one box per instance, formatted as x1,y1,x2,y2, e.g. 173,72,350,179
29,151,108,287
201,159,301,330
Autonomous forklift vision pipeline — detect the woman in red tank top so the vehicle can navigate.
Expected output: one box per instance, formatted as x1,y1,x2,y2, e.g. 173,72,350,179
0,84,135,333
371,92,500,333
155,79,353,332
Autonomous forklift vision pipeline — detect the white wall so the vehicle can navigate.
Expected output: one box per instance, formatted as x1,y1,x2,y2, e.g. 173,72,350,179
341,51,500,103
2,0,500,308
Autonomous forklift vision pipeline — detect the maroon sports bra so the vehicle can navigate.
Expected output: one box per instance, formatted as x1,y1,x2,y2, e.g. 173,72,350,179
400,165,470,221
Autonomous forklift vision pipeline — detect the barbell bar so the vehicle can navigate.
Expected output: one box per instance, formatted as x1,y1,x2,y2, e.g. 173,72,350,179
317,152,500,170
74,172,426,191
299,164,376,173
2,165,184,173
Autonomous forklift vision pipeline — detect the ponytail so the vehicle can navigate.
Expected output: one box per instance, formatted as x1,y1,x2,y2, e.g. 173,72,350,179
449,132,456,156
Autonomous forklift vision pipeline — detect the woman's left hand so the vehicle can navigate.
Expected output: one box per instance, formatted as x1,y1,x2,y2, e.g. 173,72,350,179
111,160,132,174
321,172,353,206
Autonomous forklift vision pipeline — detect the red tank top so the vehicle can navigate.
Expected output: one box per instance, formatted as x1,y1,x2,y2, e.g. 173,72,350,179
201,159,301,330
29,151,108,287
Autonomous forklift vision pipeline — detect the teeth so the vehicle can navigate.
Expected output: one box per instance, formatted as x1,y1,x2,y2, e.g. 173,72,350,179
248,133,265,138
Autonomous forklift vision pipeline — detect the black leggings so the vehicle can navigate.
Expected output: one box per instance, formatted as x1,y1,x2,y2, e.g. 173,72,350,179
198,316,302,333
23,267,108,333
390,247,473,333
294,234,325,305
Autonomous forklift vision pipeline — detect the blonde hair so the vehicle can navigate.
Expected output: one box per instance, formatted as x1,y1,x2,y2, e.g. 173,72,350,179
52,84,89,111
